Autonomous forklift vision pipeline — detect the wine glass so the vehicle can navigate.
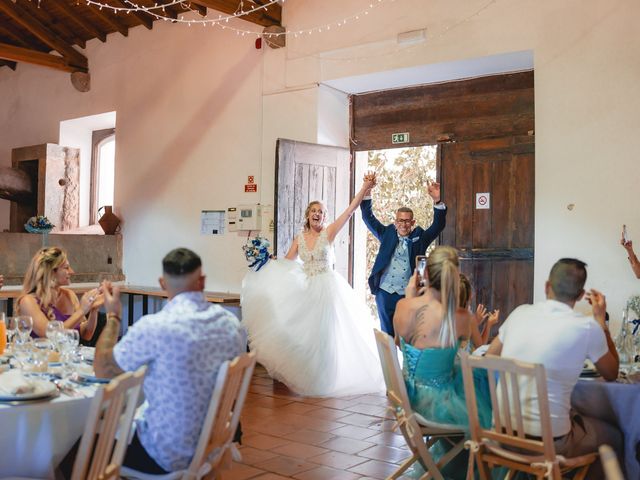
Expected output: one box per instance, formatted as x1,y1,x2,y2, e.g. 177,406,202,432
46,321,64,349
5,316,18,353
16,316,33,343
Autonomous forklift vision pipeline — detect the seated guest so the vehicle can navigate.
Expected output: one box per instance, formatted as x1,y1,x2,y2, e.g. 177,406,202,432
487,258,622,479
393,246,491,429
92,248,245,474
18,247,101,340
459,273,499,346
620,225,640,278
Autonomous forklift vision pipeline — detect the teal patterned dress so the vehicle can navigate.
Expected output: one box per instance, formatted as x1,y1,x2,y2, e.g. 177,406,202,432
401,338,492,430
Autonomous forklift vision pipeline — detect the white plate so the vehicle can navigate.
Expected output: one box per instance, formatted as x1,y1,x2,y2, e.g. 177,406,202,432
0,379,57,401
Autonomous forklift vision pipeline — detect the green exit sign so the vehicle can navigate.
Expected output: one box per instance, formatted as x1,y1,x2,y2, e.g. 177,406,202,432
392,132,410,144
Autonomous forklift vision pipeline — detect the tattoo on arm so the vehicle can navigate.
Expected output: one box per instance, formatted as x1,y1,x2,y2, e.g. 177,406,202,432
95,319,125,378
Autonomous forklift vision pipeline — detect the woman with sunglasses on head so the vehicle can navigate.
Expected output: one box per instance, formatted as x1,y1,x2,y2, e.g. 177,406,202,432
17,247,102,340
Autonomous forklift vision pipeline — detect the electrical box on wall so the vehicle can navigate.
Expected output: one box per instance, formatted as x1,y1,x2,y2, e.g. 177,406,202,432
237,204,262,231
227,207,238,232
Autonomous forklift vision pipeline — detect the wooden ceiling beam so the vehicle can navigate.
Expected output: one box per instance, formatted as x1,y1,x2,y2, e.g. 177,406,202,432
185,2,207,17
0,23,38,50
111,0,154,30
0,41,82,73
190,0,281,27
18,0,87,49
88,6,130,37
52,0,108,42
0,59,17,70
0,0,87,70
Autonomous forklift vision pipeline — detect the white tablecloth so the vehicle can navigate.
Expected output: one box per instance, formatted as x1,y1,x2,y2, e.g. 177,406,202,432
0,385,96,478
572,378,640,479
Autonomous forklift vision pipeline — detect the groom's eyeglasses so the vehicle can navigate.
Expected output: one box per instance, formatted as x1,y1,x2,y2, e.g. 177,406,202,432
395,219,414,224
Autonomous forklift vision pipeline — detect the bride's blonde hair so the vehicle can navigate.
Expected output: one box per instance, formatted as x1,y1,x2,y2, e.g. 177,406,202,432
303,201,327,231
426,246,460,348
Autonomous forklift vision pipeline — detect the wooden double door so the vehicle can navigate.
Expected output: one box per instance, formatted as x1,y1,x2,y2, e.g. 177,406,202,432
440,135,535,325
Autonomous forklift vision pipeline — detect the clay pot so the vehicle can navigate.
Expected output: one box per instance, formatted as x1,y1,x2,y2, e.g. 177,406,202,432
98,206,121,235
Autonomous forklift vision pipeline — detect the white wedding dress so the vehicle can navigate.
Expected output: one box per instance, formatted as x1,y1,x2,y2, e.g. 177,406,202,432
241,229,385,397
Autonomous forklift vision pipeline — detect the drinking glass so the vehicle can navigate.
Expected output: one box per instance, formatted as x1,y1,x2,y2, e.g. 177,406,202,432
16,316,33,342
46,321,64,349
0,312,6,355
5,316,18,353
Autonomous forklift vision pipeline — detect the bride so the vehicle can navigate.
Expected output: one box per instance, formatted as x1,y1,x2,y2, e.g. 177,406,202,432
241,175,384,396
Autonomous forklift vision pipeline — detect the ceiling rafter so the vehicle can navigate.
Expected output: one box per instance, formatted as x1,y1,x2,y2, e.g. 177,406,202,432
19,0,87,49
0,59,17,70
52,0,108,42
189,0,281,27
111,0,154,30
0,23,40,50
0,41,78,72
0,0,87,70
87,5,130,37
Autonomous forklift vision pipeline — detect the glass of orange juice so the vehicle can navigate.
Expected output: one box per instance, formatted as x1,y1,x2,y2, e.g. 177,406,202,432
0,313,6,355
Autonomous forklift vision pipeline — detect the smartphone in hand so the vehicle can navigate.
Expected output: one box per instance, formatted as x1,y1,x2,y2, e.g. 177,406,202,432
623,224,630,243
416,255,427,287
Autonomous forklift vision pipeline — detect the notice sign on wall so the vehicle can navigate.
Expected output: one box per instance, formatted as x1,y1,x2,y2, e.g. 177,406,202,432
245,175,257,192
392,132,410,144
201,210,225,235
476,192,491,209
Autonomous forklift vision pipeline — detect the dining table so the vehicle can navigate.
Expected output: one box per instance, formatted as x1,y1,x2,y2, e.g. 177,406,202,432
571,372,640,479
0,353,99,478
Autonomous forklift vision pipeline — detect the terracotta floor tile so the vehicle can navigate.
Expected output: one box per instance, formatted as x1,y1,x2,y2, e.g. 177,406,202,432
364,432,408,448
220,462,265,480
344,403,389,417
242,405,279,419
249,420,301,437
293,465,363,480
238,446,280,466
254,455,318,477
355,394,389,406
306,451,369,470
338,413,384,428
243,434,293,450
277,402,324,415
329,424,379,440
252,474,295,480
252,474,299,480
348,459,400,479
272,442,330,459
249,396,296,408
313,398,362,409
357,445,410,464
320,437,375,455
282,429,336,446
277,413,347,433
305,407,353,420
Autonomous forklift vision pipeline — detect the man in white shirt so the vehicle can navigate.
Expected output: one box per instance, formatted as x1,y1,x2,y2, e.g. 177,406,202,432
487,258,622,478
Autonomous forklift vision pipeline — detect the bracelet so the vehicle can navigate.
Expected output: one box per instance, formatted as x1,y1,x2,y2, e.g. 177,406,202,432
106,313,121,322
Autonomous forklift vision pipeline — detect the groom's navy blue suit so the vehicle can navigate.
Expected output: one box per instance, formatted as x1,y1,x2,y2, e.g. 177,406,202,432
361,199,447,336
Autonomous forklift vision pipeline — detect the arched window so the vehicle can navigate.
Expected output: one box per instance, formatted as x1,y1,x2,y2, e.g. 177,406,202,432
90,128,116,224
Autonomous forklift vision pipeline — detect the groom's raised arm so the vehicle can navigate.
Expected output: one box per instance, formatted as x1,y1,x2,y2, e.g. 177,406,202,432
360,198,386,241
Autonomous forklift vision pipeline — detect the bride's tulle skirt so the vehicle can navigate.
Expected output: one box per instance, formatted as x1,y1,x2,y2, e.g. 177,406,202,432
241,259,385,397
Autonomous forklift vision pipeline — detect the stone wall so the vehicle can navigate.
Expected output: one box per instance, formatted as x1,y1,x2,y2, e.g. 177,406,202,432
0,233,124,286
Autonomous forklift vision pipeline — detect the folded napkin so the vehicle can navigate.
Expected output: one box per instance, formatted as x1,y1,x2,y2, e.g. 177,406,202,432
0,370,36,395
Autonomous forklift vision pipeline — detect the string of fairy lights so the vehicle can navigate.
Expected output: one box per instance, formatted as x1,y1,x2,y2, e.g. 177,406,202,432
68,0,391,37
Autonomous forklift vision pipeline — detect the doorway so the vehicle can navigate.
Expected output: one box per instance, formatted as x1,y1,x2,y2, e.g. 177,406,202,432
353,145,438,318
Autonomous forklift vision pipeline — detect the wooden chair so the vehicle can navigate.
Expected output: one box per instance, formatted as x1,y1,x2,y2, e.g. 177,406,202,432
599,444,625,480
459,353,597,480
71,365,147,480
121,352,257,480
374,329,466,480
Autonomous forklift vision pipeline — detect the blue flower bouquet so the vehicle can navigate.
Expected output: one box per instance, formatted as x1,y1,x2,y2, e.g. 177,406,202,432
24,215,55,233
242,236,271,271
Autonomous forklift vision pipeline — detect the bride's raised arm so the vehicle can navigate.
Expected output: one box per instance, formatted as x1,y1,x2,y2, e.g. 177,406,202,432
326,174,376,243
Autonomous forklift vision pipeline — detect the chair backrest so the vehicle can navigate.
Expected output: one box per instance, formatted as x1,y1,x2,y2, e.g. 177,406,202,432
599,444,625,480
185,351,256,477
72,366,147,480
460,353,557,463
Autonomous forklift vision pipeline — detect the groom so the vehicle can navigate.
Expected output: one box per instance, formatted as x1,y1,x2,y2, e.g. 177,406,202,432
361,177,446,336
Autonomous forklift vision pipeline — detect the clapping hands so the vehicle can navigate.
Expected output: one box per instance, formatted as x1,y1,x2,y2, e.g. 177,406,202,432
475,304,499,329
584,289,607,326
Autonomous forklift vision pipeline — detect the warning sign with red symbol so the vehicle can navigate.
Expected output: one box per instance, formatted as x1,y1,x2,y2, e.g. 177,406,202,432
476,192,490,209
245,175,257,192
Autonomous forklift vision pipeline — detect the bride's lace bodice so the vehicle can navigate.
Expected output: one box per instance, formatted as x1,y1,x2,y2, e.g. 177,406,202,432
298,229,334,276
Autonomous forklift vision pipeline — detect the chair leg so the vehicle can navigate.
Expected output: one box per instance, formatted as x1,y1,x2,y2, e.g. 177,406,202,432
389,452,418,479
573,464,592,480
